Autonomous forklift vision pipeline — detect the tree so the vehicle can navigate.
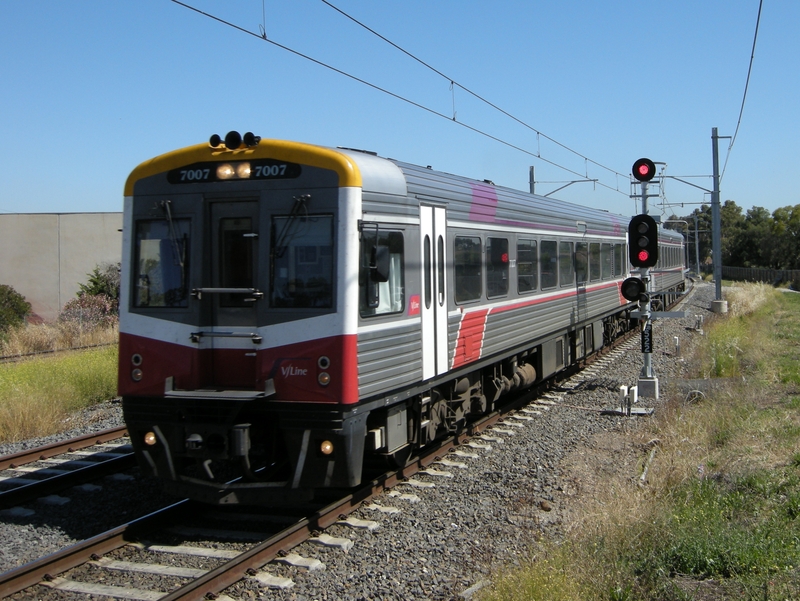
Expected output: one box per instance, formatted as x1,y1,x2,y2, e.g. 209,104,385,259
78,262,120,301
770,205,800,269
0,284,31,332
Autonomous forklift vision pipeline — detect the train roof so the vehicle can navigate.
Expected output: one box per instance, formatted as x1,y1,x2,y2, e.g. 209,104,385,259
125,137,682,241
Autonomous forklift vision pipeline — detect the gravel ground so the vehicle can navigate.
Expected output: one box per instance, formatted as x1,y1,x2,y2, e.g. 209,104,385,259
0,282,717,600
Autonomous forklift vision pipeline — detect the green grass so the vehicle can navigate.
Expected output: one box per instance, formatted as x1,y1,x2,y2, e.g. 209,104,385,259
0,346,118,442
479,285,800,601
646,471,800,579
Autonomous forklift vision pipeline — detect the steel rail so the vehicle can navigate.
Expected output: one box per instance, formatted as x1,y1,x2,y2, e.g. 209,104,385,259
0,500,190,598
0,426,128,471
0,452,137,509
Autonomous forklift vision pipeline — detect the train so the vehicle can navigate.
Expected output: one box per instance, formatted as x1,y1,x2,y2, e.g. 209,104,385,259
119,132,686,505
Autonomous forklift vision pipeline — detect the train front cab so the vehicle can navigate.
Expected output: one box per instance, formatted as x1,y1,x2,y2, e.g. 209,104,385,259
120,141,371,505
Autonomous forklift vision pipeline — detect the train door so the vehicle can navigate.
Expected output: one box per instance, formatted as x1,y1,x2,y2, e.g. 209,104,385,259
420,205,449,380
208,200,262,388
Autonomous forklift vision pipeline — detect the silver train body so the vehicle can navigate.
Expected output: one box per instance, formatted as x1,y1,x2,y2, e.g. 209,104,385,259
119,136,686,505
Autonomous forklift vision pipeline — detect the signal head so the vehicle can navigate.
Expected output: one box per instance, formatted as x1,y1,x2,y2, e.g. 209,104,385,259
628,214,659,268
632,158,657,182
620,277,646,303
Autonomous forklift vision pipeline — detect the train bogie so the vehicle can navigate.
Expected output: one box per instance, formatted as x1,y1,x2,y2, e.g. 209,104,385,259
119,133,686,506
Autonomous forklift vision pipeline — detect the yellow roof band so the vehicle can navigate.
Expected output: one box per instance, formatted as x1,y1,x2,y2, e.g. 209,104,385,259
124,139,362,196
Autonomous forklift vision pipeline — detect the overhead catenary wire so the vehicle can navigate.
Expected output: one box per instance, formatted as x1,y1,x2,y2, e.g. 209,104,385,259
721,0,763,183
319,0,628,184
169,0,629,196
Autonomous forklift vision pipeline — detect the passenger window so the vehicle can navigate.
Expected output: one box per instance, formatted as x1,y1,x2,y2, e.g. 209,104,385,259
134,219,190,308
540,240,558,289
559,241,574,286
518,239,537,293
575,242,588,284
487,237,509,298
613,244,624,277
454,236,482,303
271,214,334,308
359,231,405,317
601,243,612,279
589,243,601,282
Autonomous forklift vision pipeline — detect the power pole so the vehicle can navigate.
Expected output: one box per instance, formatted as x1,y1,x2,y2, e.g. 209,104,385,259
711,127,729,313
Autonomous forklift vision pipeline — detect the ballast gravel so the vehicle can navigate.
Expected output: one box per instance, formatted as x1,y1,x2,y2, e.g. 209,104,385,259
0,283,717,600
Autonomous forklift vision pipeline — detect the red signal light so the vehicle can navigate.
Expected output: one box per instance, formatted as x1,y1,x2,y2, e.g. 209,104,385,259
637,249,650,263
632,158,656,182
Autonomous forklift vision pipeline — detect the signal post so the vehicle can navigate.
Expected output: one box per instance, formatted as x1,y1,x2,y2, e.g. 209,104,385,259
620,158,686,403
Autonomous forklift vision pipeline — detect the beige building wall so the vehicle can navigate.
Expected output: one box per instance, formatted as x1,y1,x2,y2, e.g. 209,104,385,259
0,213,122,322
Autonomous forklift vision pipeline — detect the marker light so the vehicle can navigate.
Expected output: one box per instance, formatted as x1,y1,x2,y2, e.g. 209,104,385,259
131,368,143,382
320,440,334,455
144,431,157,446
318,372,331,386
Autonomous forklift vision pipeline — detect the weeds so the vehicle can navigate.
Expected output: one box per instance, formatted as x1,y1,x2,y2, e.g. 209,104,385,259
478,285,800,600
0,322,117,358
0,346,118,442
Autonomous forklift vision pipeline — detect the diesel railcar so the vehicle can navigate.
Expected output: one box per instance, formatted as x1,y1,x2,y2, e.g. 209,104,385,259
119,132,686,505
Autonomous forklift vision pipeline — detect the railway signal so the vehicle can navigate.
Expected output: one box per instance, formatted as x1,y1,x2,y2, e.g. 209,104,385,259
620,276,647,303
628,214,659,268
632,158,656,182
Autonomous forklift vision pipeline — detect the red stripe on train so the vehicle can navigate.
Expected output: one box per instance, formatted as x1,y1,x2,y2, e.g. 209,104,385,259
451,309,489,369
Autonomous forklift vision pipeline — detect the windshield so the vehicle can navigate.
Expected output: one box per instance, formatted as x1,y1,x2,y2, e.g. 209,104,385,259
134,219,190,307
270,214,333,308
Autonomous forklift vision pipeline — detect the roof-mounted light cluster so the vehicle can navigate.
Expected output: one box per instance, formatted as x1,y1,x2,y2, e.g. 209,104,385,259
209,131,261,150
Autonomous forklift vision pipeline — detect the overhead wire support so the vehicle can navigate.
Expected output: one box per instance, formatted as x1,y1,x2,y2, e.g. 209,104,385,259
169,0,626,195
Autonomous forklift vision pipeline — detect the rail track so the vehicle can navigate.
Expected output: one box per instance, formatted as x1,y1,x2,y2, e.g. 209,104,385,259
0,401,527,599
0,426,135,509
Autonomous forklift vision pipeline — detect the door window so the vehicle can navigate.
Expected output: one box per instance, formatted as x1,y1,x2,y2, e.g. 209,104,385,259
219,217,254,308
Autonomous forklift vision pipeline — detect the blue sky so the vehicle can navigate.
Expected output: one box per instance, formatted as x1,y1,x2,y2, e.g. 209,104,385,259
0,0,793,222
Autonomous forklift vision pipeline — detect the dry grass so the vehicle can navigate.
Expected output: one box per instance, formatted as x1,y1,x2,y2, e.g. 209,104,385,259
0,320,119,442
0,322,117,358
0,346,118,442
724,282,773,318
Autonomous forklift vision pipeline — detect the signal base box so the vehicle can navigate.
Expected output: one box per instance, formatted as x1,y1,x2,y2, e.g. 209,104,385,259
638,376,659,400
